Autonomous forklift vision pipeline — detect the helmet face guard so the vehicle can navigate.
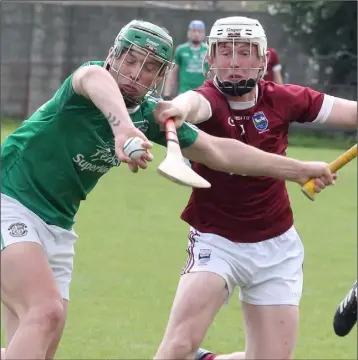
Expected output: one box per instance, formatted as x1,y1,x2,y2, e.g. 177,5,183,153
204,16,268,96
106,20,175,105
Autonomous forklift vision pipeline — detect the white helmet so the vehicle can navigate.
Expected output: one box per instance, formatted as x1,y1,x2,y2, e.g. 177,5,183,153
206,16,268,96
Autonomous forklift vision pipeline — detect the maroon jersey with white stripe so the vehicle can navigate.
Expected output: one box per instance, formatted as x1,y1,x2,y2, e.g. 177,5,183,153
264,48,281,82
181,80,334,243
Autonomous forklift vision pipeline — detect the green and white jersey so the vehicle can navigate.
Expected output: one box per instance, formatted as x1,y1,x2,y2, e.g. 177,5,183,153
1,61,198,230
174,42,208,94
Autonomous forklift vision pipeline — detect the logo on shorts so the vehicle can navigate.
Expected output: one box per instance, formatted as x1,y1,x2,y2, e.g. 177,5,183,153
8,222,28,237
198,248,211,265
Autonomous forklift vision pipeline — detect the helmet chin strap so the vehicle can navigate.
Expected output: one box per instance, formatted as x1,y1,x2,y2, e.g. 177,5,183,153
215,77,256,96
123,95,138,107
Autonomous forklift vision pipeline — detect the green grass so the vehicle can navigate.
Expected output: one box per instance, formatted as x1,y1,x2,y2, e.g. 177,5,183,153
1,121,357,359
288,128,357,149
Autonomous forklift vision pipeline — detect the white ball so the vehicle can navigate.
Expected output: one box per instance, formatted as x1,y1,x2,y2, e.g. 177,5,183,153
123,137,147,160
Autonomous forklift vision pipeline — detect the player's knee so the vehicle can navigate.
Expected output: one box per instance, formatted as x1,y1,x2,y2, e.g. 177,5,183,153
272,351,292,360
26,299,65,334
251,345,293,360
164,333,201,358
270,349,292,360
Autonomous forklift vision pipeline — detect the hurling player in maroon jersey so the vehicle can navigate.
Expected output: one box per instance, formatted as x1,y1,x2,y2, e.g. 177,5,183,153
264,47,284,84
153,16,357,360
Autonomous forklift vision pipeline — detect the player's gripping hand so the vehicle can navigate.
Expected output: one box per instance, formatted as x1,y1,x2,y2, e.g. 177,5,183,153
296,161,337,190
153,100,188,130
114,125,153,171
126,150,154,174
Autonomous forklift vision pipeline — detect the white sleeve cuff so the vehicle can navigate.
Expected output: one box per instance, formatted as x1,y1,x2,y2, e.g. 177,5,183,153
272,64,282,72
313,94,335,124
194,93,212,124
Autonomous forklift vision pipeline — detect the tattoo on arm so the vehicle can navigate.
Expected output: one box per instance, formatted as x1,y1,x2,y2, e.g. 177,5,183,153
107,112,120,127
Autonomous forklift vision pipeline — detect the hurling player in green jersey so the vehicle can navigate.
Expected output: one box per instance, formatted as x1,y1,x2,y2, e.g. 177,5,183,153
163,20,208,98
1,19,335,360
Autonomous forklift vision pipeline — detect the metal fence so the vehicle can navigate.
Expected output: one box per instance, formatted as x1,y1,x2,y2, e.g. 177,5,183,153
1,2,356,137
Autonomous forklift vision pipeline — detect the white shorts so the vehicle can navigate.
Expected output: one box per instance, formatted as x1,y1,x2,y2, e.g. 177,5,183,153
1,194,77,301
182,226,304,306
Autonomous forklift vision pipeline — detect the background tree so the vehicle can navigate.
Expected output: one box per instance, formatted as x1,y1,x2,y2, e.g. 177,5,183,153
268,1,357,85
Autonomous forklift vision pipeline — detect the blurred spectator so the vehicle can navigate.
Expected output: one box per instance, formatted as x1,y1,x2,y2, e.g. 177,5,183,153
163,20,208,99
264,47,284,84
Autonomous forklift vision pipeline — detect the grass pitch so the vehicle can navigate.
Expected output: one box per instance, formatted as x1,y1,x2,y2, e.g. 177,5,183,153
1,121,356,359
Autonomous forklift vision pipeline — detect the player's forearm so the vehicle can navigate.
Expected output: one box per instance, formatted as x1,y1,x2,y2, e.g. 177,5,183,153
171,91,211,124
78,66,134,136
273,71,284,85
208,138,305,182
